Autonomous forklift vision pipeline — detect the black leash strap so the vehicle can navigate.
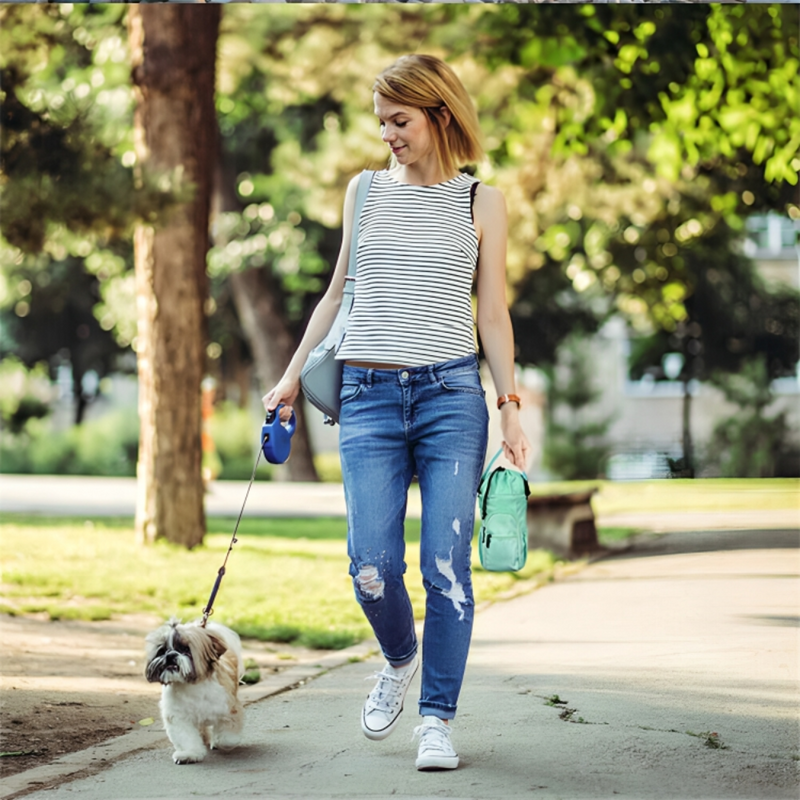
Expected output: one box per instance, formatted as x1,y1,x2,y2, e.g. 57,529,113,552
200,437,265,627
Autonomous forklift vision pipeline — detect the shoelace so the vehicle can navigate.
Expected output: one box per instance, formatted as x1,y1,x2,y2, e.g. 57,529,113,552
364,670,405,712
412,720,452,753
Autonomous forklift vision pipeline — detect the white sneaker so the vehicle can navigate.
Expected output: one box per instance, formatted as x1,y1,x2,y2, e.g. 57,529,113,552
413,716,459,770
361,656,419,741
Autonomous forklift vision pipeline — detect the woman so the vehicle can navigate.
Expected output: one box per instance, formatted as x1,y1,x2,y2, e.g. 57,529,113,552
263,54,530,771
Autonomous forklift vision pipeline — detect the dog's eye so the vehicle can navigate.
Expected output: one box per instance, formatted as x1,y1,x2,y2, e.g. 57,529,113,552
174,642,191,656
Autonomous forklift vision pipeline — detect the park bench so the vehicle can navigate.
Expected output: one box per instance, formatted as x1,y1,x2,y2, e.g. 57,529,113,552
527,489,600,557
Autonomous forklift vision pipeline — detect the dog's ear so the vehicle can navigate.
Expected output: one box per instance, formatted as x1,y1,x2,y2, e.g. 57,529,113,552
188,626,228,668
206,631,229,661
144,625,167,661
193,629,229,677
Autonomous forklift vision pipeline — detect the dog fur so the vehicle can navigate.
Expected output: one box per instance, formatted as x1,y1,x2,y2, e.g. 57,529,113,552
144,618,244,764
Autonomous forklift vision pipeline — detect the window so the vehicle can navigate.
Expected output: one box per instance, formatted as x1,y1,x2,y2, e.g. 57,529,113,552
743,214,798,258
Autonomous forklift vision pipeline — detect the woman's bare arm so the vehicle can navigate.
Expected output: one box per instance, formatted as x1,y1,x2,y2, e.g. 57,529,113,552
474,184,531,470
262,174,361,412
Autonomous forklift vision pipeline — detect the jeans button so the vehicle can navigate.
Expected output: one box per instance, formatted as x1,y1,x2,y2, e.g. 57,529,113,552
401,370,409,379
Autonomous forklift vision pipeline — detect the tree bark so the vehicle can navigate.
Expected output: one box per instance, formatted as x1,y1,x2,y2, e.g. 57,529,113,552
129,5,221,547
229,269,320,482
212,156,320,482
681,377,695,479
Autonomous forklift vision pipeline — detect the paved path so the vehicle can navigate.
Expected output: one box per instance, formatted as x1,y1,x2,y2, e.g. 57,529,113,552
0,475,357,519
2,475,798,531
3,528,798,800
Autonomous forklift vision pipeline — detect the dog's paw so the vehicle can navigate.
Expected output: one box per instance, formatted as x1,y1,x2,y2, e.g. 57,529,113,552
172,750,205,765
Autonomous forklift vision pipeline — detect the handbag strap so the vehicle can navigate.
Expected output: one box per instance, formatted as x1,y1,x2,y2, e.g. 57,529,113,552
479,448,504,490
478,447,530,516
343,170,375,297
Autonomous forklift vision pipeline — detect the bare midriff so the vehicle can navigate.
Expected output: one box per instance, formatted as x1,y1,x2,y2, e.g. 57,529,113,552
345,361,412,370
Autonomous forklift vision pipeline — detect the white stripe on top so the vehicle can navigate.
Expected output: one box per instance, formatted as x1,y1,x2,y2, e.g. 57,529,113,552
336,170,480,366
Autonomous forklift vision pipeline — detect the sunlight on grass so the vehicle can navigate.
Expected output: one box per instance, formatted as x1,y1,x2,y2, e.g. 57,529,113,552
3,478,794,645
597,527,639,544
0,514,560,648
529,478,800,516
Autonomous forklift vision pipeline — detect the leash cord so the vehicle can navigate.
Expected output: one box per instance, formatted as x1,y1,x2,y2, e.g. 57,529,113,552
201,437,265,627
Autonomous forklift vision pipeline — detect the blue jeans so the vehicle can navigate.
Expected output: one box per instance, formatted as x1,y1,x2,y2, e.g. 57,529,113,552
338,354,489,720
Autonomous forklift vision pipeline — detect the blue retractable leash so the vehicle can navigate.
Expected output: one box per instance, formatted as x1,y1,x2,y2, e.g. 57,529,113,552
260,405,297,465
200,405,296,626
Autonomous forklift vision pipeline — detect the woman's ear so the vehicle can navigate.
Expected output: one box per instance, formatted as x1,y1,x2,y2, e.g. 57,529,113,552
439,106,451,128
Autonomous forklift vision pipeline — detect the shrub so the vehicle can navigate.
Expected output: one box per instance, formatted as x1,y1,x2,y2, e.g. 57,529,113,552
0,358,54,434
707,357,799,478
0,410,139,476
314,451,342,482
207,401,272,481
544,336,613,480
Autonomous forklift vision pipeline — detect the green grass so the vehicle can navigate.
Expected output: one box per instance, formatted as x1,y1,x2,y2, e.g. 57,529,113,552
597,526,639,544
531,478,799,516
4,477,793,647
687,730,729,750
0,514,560,649
241,657,261,685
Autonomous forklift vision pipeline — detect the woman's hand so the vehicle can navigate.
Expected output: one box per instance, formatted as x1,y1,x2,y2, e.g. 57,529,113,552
499,405,531,471
262,377,301,422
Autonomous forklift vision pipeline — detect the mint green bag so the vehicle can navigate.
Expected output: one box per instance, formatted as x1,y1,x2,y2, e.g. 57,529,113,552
477,449,530,572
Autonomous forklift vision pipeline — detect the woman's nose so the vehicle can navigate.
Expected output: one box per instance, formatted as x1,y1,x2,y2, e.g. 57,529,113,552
382,126,395,143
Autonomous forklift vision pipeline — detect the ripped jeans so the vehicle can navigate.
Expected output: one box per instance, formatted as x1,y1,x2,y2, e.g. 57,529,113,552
338,354,489,720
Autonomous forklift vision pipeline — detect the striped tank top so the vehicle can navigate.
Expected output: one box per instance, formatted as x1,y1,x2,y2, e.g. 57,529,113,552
336,170,480,366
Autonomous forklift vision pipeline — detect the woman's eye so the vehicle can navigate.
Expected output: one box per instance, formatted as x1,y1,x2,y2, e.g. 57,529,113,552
396,122,407,128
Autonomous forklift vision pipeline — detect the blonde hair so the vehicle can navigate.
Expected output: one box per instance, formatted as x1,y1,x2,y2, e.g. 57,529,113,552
373,54,484,177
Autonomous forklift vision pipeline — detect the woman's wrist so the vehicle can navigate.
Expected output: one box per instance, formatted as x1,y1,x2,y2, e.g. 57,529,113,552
497,393,521,410
284,356,306,383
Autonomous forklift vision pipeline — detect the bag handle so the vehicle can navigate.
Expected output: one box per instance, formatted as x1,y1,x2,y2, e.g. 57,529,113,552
478,448,531,517
479,448,504,487
481,447,531,487
343,170,375,297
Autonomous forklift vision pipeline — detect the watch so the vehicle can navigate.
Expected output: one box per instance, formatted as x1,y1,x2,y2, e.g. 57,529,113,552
496,393,521,410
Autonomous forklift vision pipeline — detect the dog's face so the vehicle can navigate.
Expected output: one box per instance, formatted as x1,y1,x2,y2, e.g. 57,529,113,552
145,619,228,685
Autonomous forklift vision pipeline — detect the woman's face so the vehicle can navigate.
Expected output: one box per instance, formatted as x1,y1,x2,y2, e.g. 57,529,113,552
373,93,435,167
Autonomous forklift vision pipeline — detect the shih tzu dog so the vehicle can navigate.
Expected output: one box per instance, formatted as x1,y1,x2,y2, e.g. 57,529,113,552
145,618,245,764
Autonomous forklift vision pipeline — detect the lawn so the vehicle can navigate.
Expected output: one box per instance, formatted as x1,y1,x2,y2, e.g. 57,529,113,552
3,478,795,649
533,477,800,516
0,514,561,649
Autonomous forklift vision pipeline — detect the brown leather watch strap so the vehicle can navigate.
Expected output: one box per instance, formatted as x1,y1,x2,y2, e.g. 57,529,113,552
497,393,521,410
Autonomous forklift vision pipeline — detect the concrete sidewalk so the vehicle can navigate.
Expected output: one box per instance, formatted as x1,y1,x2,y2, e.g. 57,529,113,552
2,474,798,531
0,475,359,519
4,527,798,800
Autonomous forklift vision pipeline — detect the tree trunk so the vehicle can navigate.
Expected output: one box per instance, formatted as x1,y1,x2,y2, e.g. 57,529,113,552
72,361,87,426
212,156,320,482
681,377,695,479
229,269,320,482
129,5,221,547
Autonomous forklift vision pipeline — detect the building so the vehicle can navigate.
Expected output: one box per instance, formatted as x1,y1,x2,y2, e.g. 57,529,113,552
585,214,799,479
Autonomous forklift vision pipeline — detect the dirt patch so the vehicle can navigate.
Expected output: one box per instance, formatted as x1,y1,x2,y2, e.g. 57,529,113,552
0,613,333,780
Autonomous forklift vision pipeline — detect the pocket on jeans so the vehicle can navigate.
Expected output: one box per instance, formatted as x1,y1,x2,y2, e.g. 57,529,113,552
439,372,485,397
340,382,364,403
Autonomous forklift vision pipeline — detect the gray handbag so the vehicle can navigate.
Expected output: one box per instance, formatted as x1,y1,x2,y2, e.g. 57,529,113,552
300,170,374,425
